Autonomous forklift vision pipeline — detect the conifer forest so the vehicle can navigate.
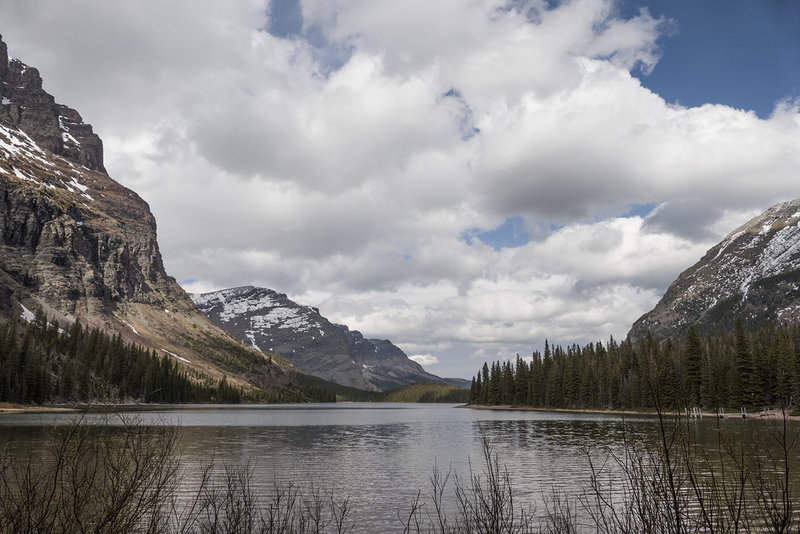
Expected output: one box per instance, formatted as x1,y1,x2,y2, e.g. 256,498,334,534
469,321,800,414
0,307,243,405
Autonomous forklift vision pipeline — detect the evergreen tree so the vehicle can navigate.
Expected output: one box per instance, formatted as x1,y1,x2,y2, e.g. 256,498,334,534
480,362,490,404
774,329,795,406
470,375,479,404
513,355,529,405
684,326,703,407
730,319,758,409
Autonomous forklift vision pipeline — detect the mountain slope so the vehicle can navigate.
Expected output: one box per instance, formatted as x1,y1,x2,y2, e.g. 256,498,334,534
0,34,318,399
191,286,443,391
629,199,800,342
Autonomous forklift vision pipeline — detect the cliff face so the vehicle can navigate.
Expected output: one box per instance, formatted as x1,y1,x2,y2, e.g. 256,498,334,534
0,34,300,393
0,34,192,320
1,45,104,173
192,286,443,391
629,199,800,342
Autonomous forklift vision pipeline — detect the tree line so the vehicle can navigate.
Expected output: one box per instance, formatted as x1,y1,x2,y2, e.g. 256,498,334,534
469,320,800,413
0,306,241,404
0,304,465,406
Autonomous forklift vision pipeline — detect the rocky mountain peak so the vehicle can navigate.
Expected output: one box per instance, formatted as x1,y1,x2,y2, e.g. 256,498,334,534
0,32,355,401
0,35,105,173
192,286,443,391
629,198,800,342
1,32,198,359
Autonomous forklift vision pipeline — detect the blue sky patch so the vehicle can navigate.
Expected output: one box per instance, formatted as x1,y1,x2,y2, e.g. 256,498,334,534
266,0,302,38
265,0,353,75
441,88,480,140
617,0,800,119
463,216,531,250
620,202,656,219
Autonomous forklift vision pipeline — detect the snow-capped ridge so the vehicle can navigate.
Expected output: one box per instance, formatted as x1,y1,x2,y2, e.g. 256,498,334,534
191,286,443,391
630,198,800,341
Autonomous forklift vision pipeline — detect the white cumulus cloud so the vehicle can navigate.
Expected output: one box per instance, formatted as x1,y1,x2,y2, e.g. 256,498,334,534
409,354,439,368
2,0,799,378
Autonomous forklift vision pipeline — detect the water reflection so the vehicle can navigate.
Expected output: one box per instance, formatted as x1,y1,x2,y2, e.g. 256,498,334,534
1,404,799,532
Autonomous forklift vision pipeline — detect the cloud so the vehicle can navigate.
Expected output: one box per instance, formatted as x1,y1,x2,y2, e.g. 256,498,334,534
643,199,722,241
409,354,439,367
3,0,800,379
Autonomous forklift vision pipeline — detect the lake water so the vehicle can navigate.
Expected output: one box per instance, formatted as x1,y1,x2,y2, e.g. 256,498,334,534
1,403,798,532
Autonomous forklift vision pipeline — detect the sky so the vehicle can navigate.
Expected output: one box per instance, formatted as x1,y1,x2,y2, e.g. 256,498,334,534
1,0,799,378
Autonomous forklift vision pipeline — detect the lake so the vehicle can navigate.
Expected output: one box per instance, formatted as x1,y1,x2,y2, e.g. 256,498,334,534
1,403,798,532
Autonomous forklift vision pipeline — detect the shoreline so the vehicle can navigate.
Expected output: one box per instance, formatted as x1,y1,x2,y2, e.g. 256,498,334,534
2,401,798,421
460,404,800,421
0,402,77,414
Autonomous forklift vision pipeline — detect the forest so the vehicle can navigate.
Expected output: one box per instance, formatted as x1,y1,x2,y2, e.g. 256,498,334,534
469,320,800,414
0,305,467,406
0,306,243,405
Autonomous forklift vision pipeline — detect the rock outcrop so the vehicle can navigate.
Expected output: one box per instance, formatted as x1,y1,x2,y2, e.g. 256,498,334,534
629,199,800,342
0,34,304,395
0,32,188,320
1,45,104,173
192,286,443,391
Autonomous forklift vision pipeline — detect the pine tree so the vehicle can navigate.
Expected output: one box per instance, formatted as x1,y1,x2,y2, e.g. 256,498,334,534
488,361,501,404
470,375,479,404
774,329,795,406
501,360,515,405
730,319,758,409
684,326,703,407
514,355,529,405
480,362,490,404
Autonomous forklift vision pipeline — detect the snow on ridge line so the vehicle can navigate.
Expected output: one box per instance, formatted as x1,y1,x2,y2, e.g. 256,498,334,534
713,230,745,261
217,293,283,322
753,225,800,277
712,221,800,298
190,287,275,320
192,287,325,332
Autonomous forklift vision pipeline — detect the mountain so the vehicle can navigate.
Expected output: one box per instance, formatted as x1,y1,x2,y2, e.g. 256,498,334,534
191,286,443,391
0,34,318,399
629,199,800,342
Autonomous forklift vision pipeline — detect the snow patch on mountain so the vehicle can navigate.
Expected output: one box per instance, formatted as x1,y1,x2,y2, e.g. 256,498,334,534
191,285,444,391
191,286,323,333
58,115,82,147
162,349,190,363
19,304,35,323
0,122,95,200
630,198,800,341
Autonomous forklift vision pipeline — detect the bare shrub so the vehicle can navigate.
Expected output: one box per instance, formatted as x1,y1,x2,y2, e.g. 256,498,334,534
399,430,537,534
0,415,355,534
0,413,179,534
1,410,798,533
